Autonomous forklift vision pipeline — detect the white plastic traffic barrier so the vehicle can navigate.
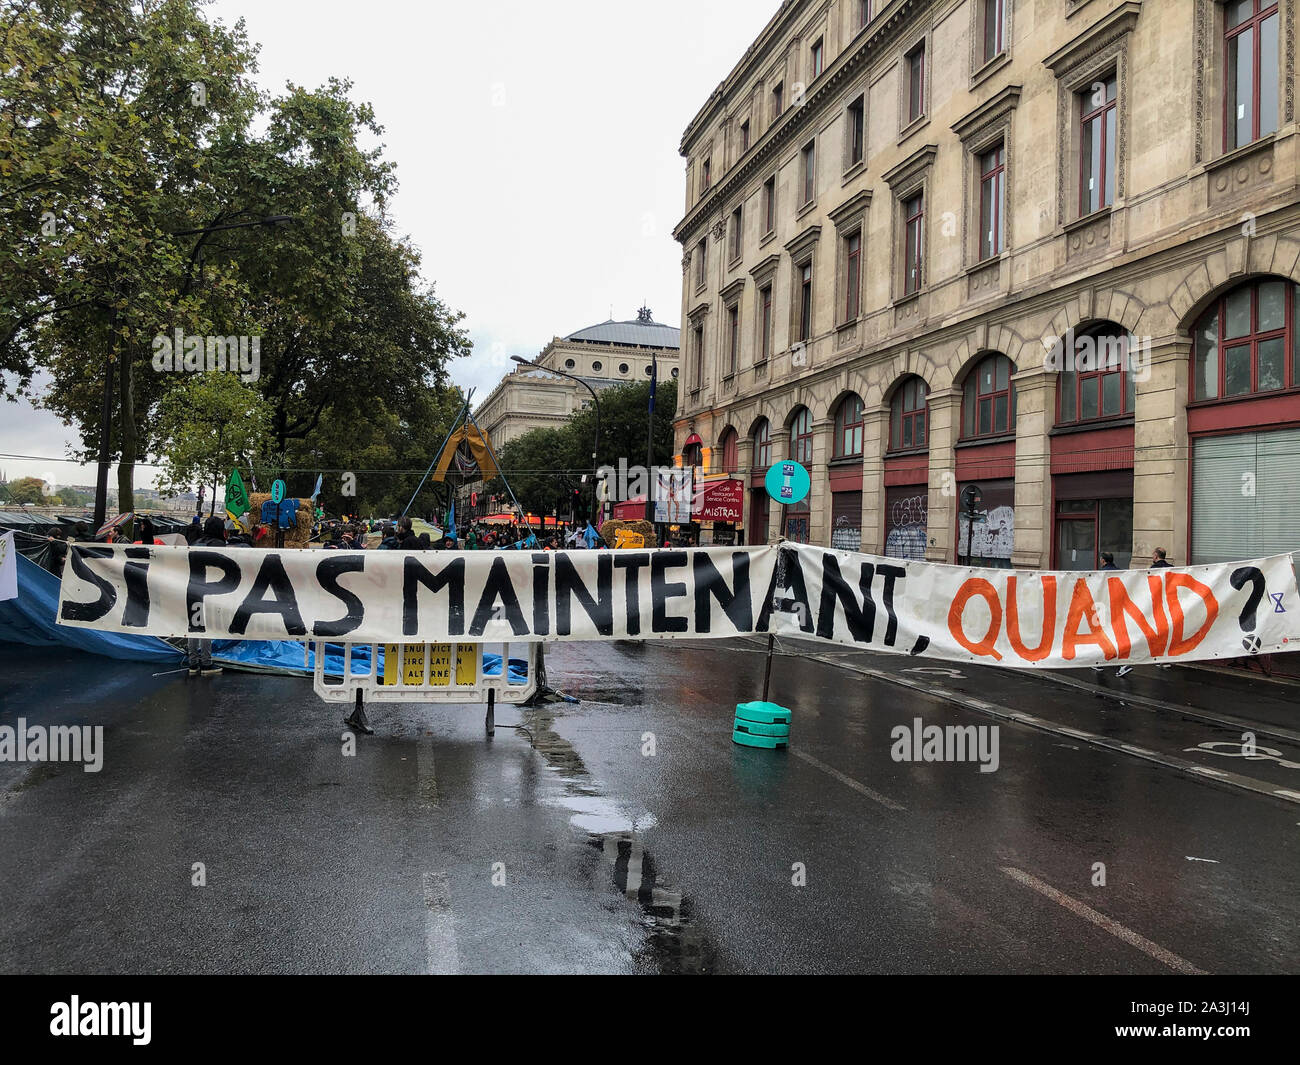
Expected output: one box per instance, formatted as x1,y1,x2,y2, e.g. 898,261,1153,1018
310,640,538,705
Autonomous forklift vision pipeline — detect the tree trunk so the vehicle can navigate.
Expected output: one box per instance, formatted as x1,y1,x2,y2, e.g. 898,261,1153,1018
116,343,136,539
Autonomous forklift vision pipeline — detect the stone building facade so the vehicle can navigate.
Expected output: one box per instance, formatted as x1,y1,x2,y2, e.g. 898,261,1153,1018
674,0,1300,570
476,308,680,447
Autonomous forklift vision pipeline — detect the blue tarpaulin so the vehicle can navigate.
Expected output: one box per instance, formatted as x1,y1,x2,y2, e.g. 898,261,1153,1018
0,555,531,683
0,551,182,663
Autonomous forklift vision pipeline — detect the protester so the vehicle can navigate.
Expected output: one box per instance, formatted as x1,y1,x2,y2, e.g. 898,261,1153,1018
417,532,431,550
396,516,420,550
1150,547,1172,568
44,528,69,575
1099,552,1118,571
132,518,164,546
378,523,400,549
186,516,238,677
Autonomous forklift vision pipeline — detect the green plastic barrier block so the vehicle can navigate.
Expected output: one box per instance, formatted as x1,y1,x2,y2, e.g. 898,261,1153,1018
735,701,792,725
732,728,789,749
733,719,791,738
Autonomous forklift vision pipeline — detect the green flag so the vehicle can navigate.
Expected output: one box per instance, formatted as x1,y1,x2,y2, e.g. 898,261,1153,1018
225,468,250,528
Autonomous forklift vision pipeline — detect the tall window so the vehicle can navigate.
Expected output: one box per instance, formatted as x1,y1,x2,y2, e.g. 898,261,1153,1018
773,82,785,122
790,407,813,464
890,377,929,450
763,175,776,233
982,0,1005,65
979,144,1005,260
702,157,712,190
906,43,926,123
726,304,740,376
811,38,824,79
696,238,707,288
834,394,864,458
798,262,813,341
904,193,924,295
692,324,704,389
1193,278,1297,400
753,419,772,468
759,284,773,362
962,354,1016,438
1057,326,1137,423
801,140,816,203
1225,1,1279,150
845,231,862,320
1079,75,1116,215
730,205,743,260
740,120,751,152
847,96,865,165
721,429,739,473
860,1,872,30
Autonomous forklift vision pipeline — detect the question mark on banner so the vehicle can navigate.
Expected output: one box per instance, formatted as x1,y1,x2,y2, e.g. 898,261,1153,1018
1229,565,1266,653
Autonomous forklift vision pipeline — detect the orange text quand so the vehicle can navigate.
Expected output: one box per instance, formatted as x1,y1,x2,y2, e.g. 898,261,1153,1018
946,573,1219,663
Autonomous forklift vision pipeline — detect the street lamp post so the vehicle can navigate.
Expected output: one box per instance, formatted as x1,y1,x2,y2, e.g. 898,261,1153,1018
511,355,601,527
644,349,657,526
91,214,294,532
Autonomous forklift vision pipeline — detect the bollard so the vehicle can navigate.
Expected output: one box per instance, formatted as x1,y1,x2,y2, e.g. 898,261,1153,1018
733,700,791,749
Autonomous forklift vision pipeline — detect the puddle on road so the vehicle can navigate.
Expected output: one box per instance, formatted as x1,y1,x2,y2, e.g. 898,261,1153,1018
522,704,717,974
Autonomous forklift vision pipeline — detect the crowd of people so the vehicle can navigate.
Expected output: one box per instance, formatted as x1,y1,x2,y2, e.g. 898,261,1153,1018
314,515,609,551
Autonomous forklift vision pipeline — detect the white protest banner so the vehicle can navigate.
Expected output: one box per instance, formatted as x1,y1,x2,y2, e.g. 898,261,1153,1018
54,543,1300,668
0,532,16,602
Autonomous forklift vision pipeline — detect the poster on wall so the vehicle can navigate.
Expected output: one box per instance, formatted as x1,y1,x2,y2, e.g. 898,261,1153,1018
957,480,1015,563
886,487,928,561
654,468,693,523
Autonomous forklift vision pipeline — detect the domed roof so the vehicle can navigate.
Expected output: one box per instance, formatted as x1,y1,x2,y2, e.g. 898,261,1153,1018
565,307,680,349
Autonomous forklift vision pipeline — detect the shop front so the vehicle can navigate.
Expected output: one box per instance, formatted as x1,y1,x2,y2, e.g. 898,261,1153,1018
883,451,928,561
954,440,1016,567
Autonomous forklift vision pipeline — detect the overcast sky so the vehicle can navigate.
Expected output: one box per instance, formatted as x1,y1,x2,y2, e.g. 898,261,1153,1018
3,0,771,493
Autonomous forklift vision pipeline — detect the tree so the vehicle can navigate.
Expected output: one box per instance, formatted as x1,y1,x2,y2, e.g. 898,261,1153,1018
6,476,51,504
153,373,272,514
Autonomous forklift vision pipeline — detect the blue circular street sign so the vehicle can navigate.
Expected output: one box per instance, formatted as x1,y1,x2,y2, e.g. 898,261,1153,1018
271,479,285,504
765,460,810,505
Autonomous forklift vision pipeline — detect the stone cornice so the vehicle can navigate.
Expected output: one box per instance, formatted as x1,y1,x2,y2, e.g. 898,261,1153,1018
674,0,927,245
882,144,937,189
827,189,873,229
1043,1,1142,75
784,224,823,261
951,84,1022,142
720,277,747,303
750,253,782,283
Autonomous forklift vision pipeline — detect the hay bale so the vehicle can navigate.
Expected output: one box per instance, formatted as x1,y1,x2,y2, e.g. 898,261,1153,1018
600,518,655,547
247,493,314,547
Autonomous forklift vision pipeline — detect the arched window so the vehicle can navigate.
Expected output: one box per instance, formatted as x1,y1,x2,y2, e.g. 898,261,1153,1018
889,377,929,450
1057,324,1137,424
720,428,739,473
833,394,864,458
683,442,703,468
789,407,813,464
753,419,772,468
1193,278,1297,401
962,354,1015,439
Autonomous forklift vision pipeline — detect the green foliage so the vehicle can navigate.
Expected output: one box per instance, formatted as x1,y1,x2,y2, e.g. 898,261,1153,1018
1,0,469,518
153,373,272,502
5,476,51,505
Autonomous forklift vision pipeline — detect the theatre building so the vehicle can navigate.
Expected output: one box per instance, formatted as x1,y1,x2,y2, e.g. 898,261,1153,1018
673,0,1300,569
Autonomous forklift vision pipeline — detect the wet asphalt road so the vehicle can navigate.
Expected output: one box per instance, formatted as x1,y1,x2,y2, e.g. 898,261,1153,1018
0,639,1297,974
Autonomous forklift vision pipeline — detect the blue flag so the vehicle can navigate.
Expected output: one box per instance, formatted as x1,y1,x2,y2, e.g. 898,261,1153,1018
310,474,323,501
447,499,457,540
584,521,599,549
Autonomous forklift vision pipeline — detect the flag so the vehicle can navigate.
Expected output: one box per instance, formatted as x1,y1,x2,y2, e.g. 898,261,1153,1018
310,474,323,501
584,522,599,549
225,468,250,529
447,499,457,540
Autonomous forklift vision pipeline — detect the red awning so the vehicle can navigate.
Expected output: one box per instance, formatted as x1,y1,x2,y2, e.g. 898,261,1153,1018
684,433,703,447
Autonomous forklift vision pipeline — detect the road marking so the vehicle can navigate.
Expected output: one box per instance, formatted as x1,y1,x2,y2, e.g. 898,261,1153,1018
792,750,905,811
422,872,459,975
1185,856,1219,863
1000,866,1206,975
